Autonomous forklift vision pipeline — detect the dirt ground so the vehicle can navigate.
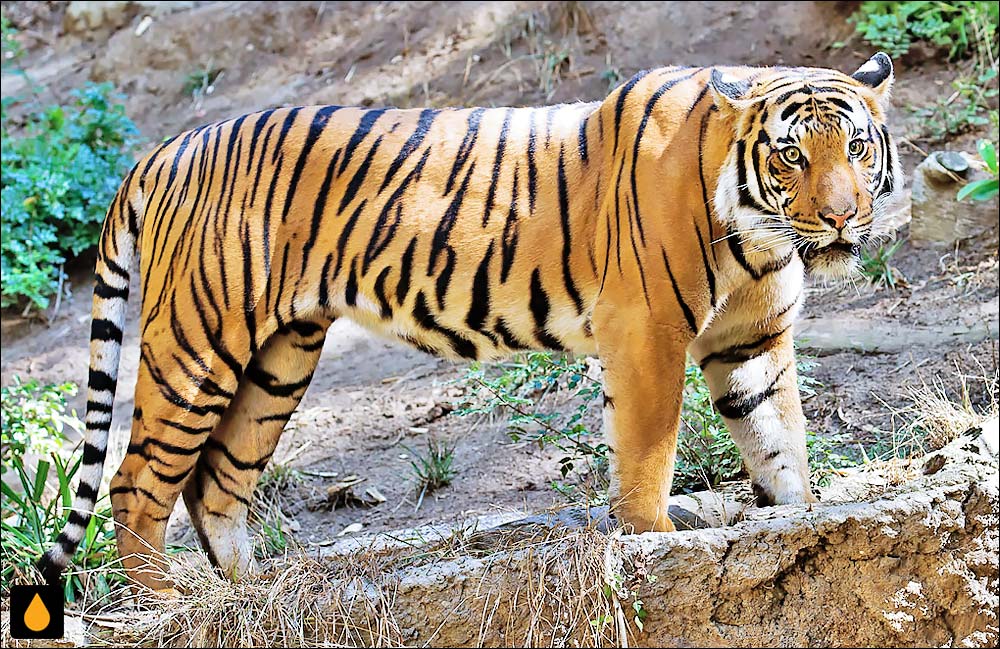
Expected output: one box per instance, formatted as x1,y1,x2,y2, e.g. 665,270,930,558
1,0,998,549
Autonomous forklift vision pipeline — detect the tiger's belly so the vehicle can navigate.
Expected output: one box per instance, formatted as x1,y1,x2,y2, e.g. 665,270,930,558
332,290,598,361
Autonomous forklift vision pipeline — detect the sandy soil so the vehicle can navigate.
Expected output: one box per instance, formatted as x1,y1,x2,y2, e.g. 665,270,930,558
1,0,997,548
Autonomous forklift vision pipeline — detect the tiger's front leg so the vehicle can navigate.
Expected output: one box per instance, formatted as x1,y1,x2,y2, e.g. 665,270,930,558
691,300,817,507
593,303,690,533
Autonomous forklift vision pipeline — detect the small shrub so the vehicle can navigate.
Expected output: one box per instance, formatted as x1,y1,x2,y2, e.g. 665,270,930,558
182,65,223,101
454,352,838,500
861,238,907,289
957,139,999,201
1,377,77,465
911,67,998,140
1,82,140,309
406,438,457,510
0,379,121,602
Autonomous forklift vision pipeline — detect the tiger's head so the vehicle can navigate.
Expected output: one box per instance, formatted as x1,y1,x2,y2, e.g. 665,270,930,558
711,53,903,280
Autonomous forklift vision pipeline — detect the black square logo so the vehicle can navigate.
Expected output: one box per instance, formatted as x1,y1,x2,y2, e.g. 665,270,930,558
9,584,64,639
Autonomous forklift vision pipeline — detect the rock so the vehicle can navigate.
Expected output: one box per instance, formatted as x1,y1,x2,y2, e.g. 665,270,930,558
97,420,998,647
63,1,195,36
911,150,999,245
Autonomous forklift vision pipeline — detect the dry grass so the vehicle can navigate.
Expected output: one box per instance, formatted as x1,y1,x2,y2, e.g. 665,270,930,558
73,517,642,648
904,366,998,451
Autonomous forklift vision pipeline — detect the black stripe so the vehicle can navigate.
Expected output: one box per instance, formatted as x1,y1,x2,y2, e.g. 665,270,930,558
434,246,456,311
205,437,271,472
91,318,123,343
160,418,214,435
94,275,129,300
412,291,478,359
557,146,584,314
445,108,485,194
89,369,116,393
150,465,194,485
373,266,393,319
198,460,252,508
363,148,431,272
715,365,789,420
483,109,513,224
629,70,698,247
699,326,790,368
81,442,104,465
334,200,366,279
338,135,382,214
494,317,530,350
319,253,334,308
244,362,315,398
466,241,494,331
613,69,651,154
345,257,359,306
529,269,564,350
76,482,98,502
245,109,277,174
661,248,697,333
66,511,89,528
527,110,538,214
430,161,476,272
87,400,113,413
500,166,520,284
380,108,438,193
301,148,344,276
396,238,417,305
577,108,592,163
338,108,386,176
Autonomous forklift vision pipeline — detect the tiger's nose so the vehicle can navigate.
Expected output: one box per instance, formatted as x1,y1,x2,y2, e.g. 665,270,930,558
818,207,855,231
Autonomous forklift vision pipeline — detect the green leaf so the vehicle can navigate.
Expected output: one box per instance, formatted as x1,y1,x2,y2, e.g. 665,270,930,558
977,140,997,174
957,178,999,201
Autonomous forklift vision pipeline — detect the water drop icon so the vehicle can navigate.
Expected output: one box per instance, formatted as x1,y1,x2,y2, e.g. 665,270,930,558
24,592,51,632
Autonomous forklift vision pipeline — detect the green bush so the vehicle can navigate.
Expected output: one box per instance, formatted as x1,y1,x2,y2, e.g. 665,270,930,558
0,378,122,601
849,1,999,59
1,377,76,466
1,83,140,309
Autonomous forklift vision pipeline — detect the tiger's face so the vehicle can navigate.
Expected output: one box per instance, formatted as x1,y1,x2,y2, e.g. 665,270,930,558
712,53,903,280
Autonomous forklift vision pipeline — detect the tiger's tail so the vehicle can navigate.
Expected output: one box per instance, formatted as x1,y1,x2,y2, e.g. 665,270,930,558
37,167,143,586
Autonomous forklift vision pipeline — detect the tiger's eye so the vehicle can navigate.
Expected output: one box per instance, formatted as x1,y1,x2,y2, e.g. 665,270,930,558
780,146,802,165
848,139,865,157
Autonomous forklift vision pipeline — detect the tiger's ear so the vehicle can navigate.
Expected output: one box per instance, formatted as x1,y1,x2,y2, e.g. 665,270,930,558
709,69,753,114
851,53,894,103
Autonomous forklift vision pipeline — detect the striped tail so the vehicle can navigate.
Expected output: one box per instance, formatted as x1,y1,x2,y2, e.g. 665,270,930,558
37,172,142,586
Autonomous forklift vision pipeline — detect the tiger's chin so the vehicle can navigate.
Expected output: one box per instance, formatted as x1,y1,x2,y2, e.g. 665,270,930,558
800,241,861,280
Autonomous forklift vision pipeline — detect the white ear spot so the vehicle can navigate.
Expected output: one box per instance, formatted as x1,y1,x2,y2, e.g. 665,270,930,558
855,59,881,74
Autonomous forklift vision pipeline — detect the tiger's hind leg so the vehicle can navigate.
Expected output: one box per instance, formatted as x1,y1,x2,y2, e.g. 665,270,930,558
182,319,330,579
112,331,248,591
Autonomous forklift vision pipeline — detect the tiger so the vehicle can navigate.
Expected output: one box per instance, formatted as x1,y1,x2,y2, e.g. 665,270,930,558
39,53,902,591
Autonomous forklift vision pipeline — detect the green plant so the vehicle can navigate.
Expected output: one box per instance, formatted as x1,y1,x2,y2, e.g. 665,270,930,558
1,82,140,309
182,65,223,99
958,139,1000,200
1,377,78,466
0,379,121,601
807,430,863,488
911,66,999,140
454,353,607,496
849,1,999,60
861,238,906,289
1,454,122,602
454,352,834,500
406,438,457,510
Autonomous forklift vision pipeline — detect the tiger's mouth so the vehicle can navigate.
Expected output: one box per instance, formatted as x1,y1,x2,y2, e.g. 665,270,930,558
799,240,862,278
